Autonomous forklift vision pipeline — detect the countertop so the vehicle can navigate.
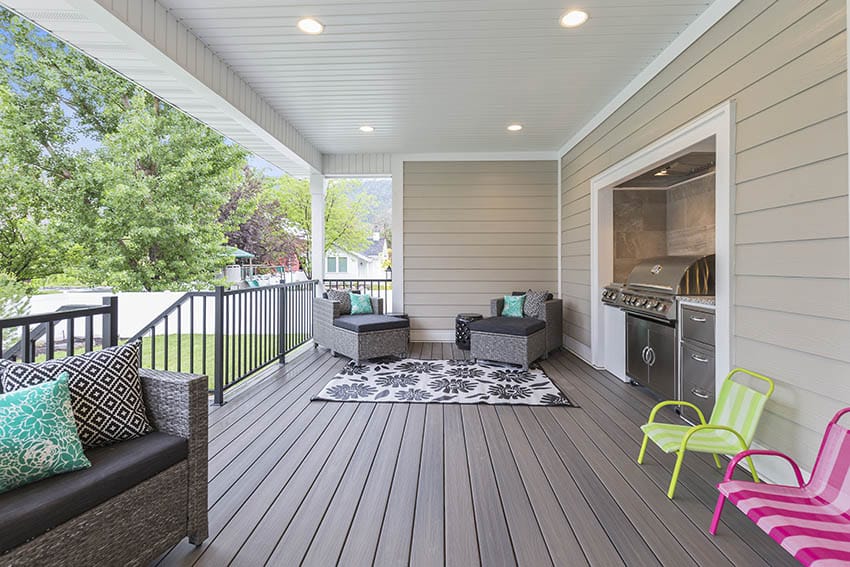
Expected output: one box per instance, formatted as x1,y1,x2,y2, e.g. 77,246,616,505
678,296,716,308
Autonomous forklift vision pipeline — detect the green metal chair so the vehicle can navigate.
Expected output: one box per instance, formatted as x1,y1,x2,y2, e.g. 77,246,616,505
637,368,775,499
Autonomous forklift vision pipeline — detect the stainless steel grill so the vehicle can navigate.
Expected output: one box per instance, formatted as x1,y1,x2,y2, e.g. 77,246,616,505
601,254,715,401
603,255,715,322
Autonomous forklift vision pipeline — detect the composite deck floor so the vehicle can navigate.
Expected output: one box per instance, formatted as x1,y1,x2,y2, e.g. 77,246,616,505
159,342,795,567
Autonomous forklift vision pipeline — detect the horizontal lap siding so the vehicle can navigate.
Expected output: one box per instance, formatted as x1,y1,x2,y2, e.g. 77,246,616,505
404,161,557,336
559,0,849,469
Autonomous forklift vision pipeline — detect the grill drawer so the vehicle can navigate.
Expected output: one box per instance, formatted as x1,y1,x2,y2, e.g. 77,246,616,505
680,343,715,425
681,306,715,347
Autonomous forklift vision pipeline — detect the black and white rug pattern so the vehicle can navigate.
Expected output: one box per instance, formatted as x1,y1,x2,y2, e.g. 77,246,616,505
313,358,578,407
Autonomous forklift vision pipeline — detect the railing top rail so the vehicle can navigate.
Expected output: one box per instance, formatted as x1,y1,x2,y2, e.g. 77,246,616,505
0,304,113,329
223,280,318,296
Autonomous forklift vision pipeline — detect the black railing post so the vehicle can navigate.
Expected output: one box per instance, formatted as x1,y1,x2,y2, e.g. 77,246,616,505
277,284,286,365
213,286,225,405
101,296,118,348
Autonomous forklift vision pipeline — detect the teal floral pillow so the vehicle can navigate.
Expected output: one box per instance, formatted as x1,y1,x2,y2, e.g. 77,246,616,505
0,372,90,494
350,292,373,315
502,294,525,317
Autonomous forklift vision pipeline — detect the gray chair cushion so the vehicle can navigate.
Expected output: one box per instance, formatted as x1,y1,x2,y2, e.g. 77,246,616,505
333,314,410,333
468,316,546,337
0,432,187,553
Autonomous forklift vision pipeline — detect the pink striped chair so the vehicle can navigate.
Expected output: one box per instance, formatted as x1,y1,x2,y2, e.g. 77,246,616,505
710,407,850,566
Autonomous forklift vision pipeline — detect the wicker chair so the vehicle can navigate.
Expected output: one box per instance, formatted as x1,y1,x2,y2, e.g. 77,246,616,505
0,369,208,567
313,296,409,364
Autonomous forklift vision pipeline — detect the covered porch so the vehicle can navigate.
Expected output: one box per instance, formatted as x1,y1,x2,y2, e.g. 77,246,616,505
0,1,847,566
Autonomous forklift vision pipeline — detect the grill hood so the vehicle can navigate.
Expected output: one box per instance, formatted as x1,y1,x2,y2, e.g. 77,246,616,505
625,254,715,296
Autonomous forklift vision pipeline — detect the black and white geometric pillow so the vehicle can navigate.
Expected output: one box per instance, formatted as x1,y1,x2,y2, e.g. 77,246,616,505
523,289,550,318
0,341,152,448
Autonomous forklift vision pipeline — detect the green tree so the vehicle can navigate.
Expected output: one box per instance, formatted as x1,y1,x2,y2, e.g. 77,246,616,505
57,93,246,291
220,167,303,265
0,10,247,290
0,271,31,350
267,178,376,278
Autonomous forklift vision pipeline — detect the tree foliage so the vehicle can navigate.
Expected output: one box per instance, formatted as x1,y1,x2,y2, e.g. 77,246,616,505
0,9,384,291
220,167,303,265
267,177,376,277
0,10,246,290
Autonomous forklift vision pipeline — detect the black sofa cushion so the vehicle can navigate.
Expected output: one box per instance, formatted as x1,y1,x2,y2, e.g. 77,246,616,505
467,316,546,337
333,314,410,333
0,432,187,553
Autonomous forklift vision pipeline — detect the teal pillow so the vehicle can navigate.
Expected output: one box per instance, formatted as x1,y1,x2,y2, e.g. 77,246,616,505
0,372,90,494
349,292,373,315
502,294,525,317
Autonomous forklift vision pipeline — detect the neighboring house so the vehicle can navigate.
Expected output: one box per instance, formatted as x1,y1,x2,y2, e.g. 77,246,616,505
325,233,389,280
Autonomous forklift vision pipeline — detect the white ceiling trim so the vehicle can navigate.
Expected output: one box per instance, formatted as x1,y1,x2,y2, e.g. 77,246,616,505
557,0,742,159
396,151,558,162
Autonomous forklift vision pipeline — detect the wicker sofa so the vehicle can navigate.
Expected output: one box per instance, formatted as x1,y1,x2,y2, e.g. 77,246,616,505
468,294,563,370
0,368,208,567
313,295,409,363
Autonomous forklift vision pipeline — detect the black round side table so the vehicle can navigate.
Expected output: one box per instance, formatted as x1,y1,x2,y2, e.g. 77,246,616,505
455,313,483,350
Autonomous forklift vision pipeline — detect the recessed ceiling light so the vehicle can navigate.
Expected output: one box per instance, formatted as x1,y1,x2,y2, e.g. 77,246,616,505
560,10,589,28
297,17,324,34
654,168,669,177
507,124,523,132
359,125,375,133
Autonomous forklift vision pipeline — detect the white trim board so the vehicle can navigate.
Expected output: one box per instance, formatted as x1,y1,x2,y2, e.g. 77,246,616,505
390,155,405,314
562,335,593,366
411,330,455,343
395,151,558,162
557,0,742,158
588,101,735,399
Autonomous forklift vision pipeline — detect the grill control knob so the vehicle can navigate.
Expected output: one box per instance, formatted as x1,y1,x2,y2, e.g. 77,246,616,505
656,303,666,311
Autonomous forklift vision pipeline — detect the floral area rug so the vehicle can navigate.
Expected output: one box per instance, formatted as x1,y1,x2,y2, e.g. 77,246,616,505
312,358,578,407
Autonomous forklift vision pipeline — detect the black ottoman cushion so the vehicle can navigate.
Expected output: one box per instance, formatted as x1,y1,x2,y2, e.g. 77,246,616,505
333,314,410,333
468,316,545,337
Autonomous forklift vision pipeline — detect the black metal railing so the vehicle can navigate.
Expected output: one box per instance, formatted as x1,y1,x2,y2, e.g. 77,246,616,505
324,278,393,303
127,280,317,404
0,297,118,362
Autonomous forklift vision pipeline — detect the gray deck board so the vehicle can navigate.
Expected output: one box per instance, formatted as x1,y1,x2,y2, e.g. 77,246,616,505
158,343,795,567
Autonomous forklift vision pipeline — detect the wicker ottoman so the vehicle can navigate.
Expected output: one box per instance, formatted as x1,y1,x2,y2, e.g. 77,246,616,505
468,317,548,371
330,314,410,364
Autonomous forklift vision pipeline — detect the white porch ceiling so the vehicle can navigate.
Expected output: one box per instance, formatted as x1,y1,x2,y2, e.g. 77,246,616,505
3,0,718,169
157,0,712,154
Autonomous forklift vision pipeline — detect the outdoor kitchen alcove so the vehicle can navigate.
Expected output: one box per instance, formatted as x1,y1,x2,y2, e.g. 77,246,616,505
589,102,735,403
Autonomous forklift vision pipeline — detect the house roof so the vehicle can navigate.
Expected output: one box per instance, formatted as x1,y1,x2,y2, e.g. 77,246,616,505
360,238,386,259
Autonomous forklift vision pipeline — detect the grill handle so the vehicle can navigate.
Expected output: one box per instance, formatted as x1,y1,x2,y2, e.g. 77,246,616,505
689,315,707,323
691,353,710,363
690,387,711,400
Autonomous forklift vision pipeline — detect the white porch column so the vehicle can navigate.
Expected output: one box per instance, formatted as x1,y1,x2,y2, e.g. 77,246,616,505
309,173,326,284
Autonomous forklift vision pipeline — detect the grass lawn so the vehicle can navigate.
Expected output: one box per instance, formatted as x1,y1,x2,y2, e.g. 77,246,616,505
34,333,308,390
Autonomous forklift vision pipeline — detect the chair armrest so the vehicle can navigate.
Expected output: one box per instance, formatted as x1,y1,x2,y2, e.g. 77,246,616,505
313,297,341,321
370,296,384,315
681,424,748,454
722,449,805,485
139,368,207,438
647,400,707,425
491,298,504,317
538,299,561,322
139,368,208,542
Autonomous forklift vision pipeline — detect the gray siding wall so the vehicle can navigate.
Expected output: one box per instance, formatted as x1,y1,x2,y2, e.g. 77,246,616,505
404,160,557,336
560,0,849,468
